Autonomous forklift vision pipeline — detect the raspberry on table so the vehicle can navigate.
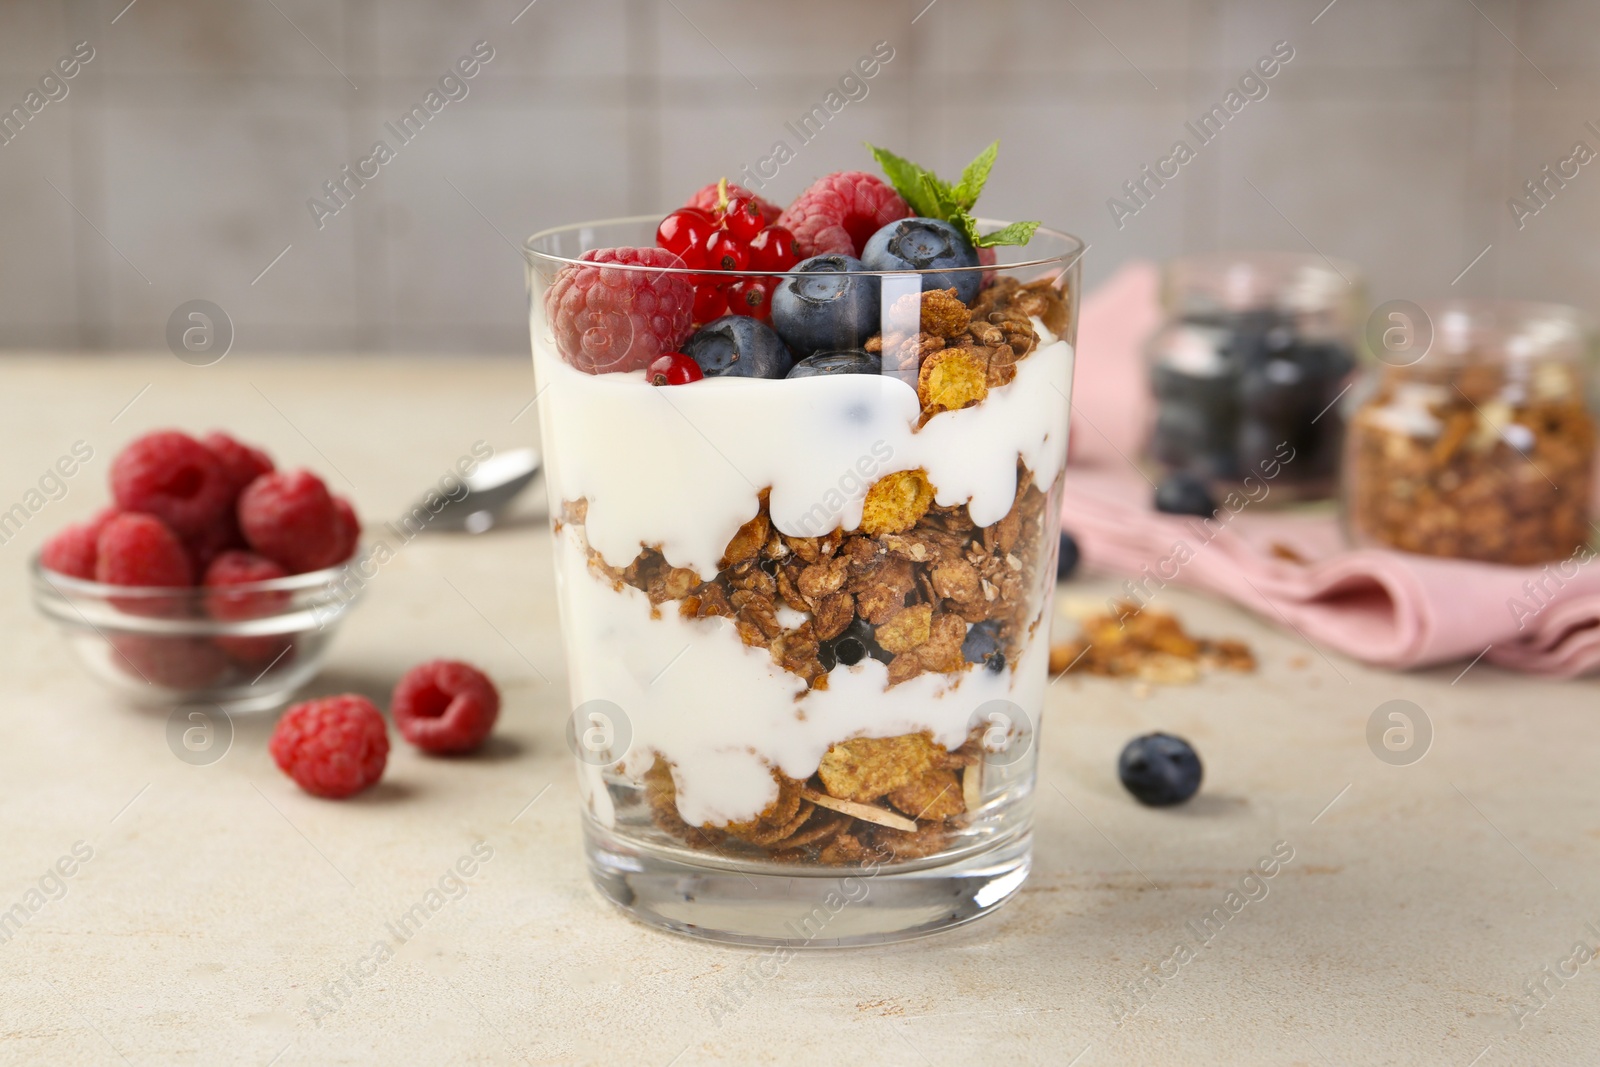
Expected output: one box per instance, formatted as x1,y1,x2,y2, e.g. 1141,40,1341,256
238,470,349,573
39,507,120,580
202,431,274,495
683,181,783,225
544,247,695,374
110,430,235,539
95,512,193,588
269,694,390,799
391,660,500,754
776,172,911,259
204,550,292,665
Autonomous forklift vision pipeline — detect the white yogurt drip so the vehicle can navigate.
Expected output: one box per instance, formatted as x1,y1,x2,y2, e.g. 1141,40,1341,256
532,321,1074,825
534,326,1073,578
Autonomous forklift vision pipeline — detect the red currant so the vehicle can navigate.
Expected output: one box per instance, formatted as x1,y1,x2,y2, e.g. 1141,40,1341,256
723,197,765,242
705,232,747,273
748,226,799,272
692,284,727,323
725,277,775,319
647,352,703,386
656,210,713,268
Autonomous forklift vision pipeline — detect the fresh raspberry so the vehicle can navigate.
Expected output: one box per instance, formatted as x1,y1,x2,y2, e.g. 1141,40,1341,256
776,172,911,258
204,550,292,665
110,431,235,539
238,470,346,573
202,431,274,495
391,660,500,754
96,513,193,588
182,516,247,577
978,245,998,290
331,496,360,563
545,247,695,374
109,634,230,689
269,695,389,799
683,181,783,225
40,507,119,580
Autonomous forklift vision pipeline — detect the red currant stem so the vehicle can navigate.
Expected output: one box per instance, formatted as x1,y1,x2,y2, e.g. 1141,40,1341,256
716,177,729,215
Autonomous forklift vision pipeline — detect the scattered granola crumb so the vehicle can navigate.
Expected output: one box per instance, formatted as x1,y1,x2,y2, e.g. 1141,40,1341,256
1049,601,1257,683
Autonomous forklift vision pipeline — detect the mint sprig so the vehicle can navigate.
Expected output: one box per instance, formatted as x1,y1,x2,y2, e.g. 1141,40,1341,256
866,140,1041,248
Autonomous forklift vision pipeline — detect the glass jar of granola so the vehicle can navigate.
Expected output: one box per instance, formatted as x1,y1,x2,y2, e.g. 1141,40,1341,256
1146,252,1364,500
1344,300,1597,565
525,215,1081,946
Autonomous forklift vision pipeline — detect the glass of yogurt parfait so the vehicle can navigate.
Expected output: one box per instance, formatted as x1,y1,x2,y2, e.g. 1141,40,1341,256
524,153,1081,945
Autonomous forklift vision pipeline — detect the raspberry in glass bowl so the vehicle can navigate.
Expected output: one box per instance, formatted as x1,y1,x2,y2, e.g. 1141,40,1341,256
31,431,364,713
31,551,365,713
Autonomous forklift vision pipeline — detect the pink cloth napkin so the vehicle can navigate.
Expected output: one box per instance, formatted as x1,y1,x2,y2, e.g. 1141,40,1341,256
1062,262,1600,677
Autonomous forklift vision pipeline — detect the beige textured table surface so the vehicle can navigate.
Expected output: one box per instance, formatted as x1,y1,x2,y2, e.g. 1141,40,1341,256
2,355,1597,1067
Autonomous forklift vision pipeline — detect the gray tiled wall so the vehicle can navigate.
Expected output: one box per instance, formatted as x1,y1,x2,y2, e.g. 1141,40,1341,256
0,0,1592,354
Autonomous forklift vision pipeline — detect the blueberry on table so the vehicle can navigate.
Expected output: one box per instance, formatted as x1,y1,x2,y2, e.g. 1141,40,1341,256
770,255,880,356
1154,472,1217,517
683,316,794,379
820,618,892,671
1056,531,1080,581
861,218,981,304
786,349,881,378
1118,732,1203,807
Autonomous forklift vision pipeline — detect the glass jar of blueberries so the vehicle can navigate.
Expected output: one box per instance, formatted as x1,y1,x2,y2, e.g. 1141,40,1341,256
1145,252,1364,503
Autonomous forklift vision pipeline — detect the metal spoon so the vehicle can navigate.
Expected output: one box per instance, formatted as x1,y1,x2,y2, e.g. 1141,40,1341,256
423,447,542,534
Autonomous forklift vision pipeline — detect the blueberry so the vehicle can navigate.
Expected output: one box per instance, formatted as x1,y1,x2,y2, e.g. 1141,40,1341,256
961,620,1002,666
770,255,880,356
861,218,981,304
683,316,794,379
786,349,881,379
820,618,891,671
1118,732,1202,807
1154,472,1216,517
1056,531,1080,581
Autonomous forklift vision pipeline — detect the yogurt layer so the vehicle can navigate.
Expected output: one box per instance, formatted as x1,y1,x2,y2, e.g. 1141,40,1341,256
533,325,1074,579
531,321,1073,825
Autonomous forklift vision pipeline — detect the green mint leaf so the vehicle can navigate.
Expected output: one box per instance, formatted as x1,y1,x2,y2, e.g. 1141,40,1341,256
866,143,942,219
975,220,1042,248
954,141,998,209
867,139,1036,248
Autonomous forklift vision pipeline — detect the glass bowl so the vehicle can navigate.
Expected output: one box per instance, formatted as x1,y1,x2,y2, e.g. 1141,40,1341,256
31,554,364,713
525,215,1083,945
